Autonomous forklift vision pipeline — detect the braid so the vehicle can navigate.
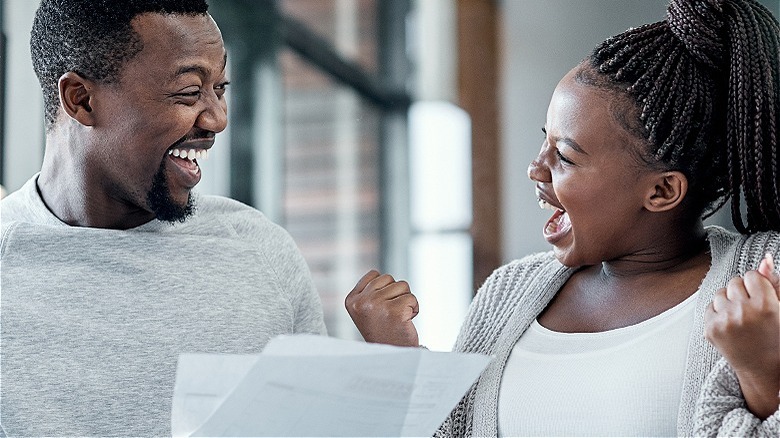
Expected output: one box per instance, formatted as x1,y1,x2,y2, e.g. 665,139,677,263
726,0,780,231
589,0,780,233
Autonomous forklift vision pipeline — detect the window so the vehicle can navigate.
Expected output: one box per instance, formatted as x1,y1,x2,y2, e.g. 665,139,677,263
281,49,382,337
208,0,412,339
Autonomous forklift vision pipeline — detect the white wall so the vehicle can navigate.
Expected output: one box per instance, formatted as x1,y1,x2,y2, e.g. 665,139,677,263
499,0,669,262
759,0,779,17
2,0,44,193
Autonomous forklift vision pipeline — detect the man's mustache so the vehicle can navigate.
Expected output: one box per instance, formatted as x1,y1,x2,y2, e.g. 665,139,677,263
170,129,216,148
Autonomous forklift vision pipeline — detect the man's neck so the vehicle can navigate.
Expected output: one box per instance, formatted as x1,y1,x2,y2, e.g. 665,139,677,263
38,139,155,229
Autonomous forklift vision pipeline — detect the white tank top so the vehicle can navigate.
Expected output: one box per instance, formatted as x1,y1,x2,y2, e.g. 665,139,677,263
498,292,698,437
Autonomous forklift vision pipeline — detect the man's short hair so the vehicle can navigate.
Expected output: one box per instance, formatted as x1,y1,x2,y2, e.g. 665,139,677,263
30,0,210,129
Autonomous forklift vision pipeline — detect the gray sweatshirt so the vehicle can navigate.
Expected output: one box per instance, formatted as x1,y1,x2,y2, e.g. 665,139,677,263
0,175,326,436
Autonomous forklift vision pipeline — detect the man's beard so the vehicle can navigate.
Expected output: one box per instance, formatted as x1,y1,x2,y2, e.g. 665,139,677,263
146,160,195,223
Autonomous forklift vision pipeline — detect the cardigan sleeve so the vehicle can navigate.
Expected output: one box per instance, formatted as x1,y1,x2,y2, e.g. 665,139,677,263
692,357,779,437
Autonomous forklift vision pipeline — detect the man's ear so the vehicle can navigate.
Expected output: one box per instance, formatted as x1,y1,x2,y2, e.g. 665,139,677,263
645,171,688,212
58,72,96,126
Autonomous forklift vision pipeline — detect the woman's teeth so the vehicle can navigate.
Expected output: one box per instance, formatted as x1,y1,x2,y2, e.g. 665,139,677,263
168,148,209,160
538,198,563,211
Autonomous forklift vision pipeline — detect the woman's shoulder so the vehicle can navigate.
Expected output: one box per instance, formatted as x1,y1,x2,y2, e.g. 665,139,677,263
469,250,567,314
453,251,568,354
480,251,562,291
707,225,780,273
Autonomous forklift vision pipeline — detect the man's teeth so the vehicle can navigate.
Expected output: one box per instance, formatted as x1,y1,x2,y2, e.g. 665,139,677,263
168,149,209,160
538,198,563,211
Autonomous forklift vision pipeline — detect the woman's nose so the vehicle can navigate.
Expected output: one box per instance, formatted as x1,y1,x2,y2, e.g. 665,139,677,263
527,145,552,182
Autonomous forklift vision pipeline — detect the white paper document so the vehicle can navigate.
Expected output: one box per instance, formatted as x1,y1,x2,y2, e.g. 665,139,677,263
171,335,491,437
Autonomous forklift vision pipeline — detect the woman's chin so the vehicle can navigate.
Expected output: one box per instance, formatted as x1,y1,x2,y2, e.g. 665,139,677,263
552,245,588,268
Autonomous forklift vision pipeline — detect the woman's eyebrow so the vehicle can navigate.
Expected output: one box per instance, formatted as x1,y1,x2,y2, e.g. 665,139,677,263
556,136,588,155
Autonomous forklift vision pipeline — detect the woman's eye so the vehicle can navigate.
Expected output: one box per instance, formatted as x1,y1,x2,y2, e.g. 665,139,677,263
556,149,575,165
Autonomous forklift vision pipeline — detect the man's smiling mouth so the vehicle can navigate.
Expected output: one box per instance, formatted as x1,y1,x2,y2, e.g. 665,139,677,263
168,148,210,161
165,147,211,188
166,148,210,175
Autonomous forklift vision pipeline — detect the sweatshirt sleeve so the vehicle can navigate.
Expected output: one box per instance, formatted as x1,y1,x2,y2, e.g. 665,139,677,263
268,224,327,336
693,357,780,437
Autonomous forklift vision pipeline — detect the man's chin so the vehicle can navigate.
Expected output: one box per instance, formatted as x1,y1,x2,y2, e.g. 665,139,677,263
147,160,197,223
152,195,196,223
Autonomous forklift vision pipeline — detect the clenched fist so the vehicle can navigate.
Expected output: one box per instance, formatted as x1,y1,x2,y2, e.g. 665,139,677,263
345,270,420,347
705,253,780,419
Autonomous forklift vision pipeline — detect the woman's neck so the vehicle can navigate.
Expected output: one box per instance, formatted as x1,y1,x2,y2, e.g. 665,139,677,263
599,221,709,279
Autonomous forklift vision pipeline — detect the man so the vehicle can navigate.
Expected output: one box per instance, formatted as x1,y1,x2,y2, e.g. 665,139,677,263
0,0,326,435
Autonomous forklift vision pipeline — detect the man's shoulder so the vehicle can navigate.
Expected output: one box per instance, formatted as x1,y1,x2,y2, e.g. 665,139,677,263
190,194,292,244
196,194,262,218
194,194,270,229
1,182,36,224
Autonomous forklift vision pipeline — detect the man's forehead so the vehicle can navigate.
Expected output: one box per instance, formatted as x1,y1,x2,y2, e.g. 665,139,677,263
131,11,221,39
129,12,226,80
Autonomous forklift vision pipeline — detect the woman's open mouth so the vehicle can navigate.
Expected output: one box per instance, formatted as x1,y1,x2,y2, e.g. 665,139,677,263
537,190,571,243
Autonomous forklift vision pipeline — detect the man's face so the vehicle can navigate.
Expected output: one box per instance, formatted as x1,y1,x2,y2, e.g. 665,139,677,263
85,13,228,223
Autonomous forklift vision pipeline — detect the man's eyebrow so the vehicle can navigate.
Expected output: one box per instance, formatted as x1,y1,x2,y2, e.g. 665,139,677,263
174,54,228,78
175,64,210,78
557,137,588,155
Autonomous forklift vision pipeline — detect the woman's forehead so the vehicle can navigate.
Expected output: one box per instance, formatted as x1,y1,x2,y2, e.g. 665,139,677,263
549,72,615,131
548,69,647,156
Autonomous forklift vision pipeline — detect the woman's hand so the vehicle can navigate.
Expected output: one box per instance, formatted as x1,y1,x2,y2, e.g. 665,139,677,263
345,270,420,347
705,253,780,419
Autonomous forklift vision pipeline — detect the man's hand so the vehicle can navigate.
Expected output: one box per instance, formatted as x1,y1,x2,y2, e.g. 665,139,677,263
705,253,780,419
345,270,419,347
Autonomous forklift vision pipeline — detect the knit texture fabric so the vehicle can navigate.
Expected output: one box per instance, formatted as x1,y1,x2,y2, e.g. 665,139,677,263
436,226,780,437
693,358,780,437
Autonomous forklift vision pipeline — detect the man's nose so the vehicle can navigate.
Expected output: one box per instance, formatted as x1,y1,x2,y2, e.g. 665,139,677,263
527,144,552,183
197,91,228,134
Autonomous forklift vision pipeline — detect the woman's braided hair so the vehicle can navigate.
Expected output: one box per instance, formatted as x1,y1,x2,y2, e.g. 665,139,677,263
589,0,779,233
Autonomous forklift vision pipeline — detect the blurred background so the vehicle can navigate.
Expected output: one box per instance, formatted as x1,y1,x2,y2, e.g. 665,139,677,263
2,0,778,350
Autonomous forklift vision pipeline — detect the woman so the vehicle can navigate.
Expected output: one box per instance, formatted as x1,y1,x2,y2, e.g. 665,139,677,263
346,0,780,436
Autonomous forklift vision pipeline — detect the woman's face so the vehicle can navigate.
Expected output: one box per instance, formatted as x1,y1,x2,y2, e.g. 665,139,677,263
527,65,659,267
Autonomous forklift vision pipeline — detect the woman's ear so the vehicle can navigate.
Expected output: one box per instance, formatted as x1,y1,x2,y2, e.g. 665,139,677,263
645,171,688,212
58,72,96,126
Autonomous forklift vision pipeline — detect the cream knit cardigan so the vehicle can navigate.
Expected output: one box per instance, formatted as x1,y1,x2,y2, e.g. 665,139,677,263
437,226,780,437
